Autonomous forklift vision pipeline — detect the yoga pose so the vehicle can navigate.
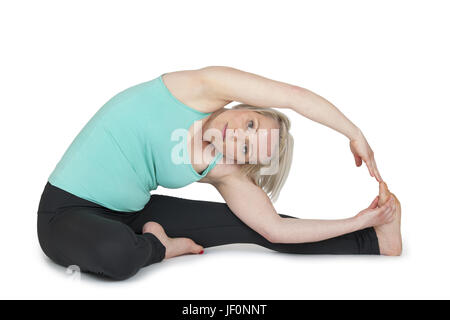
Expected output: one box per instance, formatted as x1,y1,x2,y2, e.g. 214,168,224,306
37,66,402,280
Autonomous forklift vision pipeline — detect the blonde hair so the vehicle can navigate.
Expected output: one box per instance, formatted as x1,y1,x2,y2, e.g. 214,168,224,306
232,103,294,202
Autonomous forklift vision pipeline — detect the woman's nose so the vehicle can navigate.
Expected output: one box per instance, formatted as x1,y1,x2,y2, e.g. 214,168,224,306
230,129,244,141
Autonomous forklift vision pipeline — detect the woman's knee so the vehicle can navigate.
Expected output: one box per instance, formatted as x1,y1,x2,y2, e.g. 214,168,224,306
93,235,143,280
44,210,145,280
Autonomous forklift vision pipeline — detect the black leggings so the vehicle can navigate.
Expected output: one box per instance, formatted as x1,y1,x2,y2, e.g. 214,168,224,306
37,182,380,280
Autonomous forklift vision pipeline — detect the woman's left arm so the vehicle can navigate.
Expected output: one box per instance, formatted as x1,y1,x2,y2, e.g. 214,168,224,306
199,66,382,181
209,171,393,244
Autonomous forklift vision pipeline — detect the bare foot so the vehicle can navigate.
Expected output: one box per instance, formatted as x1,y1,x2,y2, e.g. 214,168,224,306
142,222,204,259
374,182,402,256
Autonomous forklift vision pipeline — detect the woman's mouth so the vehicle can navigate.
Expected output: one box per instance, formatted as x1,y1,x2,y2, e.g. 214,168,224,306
222,123,228,141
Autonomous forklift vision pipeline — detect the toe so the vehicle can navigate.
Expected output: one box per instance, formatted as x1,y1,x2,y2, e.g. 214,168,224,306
194,245,204,254
190,242,204,254
378,181,391,206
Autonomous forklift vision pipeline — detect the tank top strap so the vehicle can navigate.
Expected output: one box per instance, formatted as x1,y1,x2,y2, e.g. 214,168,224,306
194,151,223,179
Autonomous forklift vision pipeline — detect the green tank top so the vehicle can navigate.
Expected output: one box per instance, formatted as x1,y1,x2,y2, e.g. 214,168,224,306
48,74,223,212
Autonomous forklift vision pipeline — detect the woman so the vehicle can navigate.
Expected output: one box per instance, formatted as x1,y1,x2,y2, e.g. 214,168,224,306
37,66,402,281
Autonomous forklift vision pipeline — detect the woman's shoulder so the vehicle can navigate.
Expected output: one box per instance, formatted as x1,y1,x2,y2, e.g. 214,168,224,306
161,69,230,114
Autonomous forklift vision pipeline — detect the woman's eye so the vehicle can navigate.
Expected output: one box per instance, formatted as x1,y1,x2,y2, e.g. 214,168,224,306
242,144,248,154
247,120,254,129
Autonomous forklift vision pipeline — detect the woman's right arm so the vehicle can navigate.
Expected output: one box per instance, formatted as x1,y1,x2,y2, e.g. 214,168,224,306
212,172,395,244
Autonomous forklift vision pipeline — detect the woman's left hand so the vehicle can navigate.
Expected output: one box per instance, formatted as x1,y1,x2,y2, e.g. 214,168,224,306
349,130,382,182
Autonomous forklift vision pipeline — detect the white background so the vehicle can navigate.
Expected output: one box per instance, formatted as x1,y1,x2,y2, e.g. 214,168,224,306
1,0,449,299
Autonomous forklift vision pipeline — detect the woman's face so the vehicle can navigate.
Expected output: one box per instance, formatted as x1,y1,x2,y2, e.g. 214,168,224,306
203,109,280,164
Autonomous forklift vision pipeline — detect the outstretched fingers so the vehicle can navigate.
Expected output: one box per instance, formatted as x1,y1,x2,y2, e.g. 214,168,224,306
365,156,382,182
372,157,382,182
365,158,375,178
364,158,383,182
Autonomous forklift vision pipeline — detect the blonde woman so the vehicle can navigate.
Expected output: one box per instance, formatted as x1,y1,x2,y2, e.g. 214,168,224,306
37,66,402,280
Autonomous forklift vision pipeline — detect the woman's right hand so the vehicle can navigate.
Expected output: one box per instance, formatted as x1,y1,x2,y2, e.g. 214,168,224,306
349,130,383,182
355,195,396,228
